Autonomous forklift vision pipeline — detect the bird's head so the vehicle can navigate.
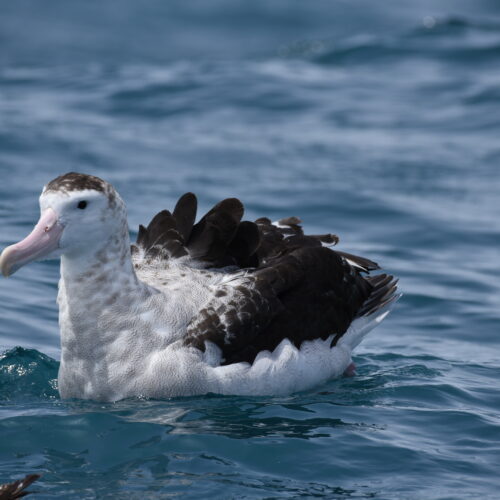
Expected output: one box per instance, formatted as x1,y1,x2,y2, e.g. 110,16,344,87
0,172,126,277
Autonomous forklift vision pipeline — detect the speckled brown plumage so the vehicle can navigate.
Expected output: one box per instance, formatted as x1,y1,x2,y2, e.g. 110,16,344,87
45,172,107,194
44,172,117,207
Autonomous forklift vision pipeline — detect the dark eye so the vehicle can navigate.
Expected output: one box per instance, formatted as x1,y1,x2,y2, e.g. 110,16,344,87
77,200,88,210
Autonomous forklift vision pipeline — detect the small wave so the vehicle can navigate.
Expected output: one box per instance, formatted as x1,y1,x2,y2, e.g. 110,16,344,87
279,16,500,67
0,347,59,401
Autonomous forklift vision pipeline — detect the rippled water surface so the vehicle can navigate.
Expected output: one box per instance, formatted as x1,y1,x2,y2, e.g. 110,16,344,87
1,1,500,498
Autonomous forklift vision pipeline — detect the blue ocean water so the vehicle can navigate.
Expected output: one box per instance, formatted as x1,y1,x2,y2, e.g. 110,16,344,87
1,0,500,498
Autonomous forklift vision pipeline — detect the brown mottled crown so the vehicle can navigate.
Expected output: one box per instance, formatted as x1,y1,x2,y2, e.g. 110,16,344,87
44,172,118,206
45,172,108,193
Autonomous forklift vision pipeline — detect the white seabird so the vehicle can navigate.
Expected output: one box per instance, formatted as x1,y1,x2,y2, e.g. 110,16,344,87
0,173,399,402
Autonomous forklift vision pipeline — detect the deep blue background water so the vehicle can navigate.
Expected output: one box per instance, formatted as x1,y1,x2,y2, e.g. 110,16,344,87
1,1,500,498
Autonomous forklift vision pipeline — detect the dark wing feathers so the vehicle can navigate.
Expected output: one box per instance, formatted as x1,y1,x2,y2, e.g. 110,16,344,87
134,195,341,268
172,192,197,242
135,224,149,248
254,217,339,265
134,194,249,264
187,198,243,262
225,221,261,268
335,250,380,272
184,282,279,357
134,193,398,364
143,210,187,259
359,274,399,316
184,246,397,365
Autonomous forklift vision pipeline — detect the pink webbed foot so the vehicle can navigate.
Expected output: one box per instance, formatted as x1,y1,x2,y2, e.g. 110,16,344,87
343,362,357,377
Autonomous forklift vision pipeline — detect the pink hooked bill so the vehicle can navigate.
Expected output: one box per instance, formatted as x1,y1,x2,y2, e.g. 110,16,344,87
0,208,63,277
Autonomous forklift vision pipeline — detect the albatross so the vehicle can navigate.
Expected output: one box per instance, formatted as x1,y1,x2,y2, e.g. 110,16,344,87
0,173,398,401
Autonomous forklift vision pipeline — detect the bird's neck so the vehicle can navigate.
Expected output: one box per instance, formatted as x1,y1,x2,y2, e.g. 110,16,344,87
60,231,137,290
57,227,150,356
56,226,164,400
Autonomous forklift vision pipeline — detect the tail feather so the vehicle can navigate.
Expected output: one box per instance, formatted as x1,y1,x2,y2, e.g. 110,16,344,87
338,294,400,350
336,271,400,350
359,276,399,316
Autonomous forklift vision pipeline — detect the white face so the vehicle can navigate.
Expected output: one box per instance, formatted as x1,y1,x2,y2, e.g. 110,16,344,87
40,189,119,258
0,185,125,277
